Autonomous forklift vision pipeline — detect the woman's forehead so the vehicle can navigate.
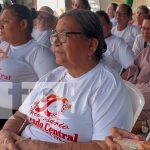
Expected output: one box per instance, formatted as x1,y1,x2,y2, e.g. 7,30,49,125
56,16,81,31
1,9,17,18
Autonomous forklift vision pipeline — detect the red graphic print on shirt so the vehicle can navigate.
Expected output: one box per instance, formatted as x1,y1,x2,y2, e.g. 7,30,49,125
28,93,79,143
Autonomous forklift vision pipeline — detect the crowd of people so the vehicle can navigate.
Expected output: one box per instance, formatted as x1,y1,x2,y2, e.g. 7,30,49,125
0,0,149,149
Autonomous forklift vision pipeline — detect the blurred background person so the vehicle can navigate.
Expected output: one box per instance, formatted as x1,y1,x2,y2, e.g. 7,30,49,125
123,15,150,134
0,9,132,150
71,0,91,10
106,3,118,27
130,5,149,27
112,4,140,49
32,6,58,49
0,4,56,128
96,10,134,74
132,6,150,56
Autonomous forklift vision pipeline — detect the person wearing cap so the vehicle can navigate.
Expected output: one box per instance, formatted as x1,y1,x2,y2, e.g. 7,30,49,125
32,6,58,49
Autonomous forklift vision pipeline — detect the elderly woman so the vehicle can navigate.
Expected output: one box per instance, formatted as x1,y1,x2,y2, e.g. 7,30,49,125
0,9,133,150
32,6,57,48
71,0,91,10
0,4,56,127
131,5,149,27
111,4,140,49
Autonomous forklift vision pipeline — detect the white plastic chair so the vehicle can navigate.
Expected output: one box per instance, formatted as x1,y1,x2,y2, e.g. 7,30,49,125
124,80,145,131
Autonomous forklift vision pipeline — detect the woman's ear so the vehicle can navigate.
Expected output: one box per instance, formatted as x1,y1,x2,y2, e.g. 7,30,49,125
19,19,28,31
88,38,99,55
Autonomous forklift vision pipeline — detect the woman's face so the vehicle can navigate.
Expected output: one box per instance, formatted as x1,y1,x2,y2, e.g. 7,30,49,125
35,11,54,31
141,19,150,42
0,9,22,43
115,5,130,26
72,0,87,9
52,16,92,69
106,4,115,19
135,8,147,26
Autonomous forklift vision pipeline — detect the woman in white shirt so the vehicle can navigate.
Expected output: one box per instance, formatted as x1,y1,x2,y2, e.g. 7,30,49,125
0,4,56,128
0,9,132,150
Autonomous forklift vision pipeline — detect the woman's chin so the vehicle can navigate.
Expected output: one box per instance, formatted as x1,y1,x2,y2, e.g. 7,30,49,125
55,59,64,66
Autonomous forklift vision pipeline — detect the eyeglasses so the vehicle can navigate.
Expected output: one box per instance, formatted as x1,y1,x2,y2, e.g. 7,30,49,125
50,30,83,44
115,11,128,16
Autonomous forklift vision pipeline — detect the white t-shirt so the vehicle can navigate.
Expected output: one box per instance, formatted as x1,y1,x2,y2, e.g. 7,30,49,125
0,39,57,109
19,63,133,142
111,25,140,49
32,28,51,49
103,35,134,73
111,18,117,27
132,34,150,56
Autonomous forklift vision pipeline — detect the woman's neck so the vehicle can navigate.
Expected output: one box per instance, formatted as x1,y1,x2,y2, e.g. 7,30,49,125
117,23,128,31
11,35,32,46
67,59,99,78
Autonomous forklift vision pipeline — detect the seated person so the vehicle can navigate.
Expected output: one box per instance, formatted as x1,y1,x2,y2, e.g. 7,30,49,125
132,29,150,56
71,0,91,10
0,4,57,128
96,10,134,74
106,3,118,27
123,15,150,134
0,9,133,150
32,6,58,49
133,34,150,56
111,4,141,49
130,5,149,27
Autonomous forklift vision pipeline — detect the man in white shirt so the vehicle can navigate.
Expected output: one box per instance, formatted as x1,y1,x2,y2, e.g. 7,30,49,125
111,4,140,49
96,10,134,73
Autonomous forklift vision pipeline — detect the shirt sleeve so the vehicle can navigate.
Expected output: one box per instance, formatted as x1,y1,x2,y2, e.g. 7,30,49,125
90,78,133,140
132,35,144,56
117,39,134,68
29,46,57,79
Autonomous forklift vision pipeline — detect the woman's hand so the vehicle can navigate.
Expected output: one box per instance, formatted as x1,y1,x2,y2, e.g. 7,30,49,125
105,127,145,150
0,129,23,150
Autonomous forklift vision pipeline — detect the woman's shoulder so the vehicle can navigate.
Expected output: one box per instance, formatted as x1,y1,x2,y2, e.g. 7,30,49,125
38,66,67,82
96,63,123,88
26,39,54,58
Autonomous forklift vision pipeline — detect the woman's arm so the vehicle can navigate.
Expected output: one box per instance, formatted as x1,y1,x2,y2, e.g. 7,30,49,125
0,111,27,149
3,110,27,134
16,139,109,150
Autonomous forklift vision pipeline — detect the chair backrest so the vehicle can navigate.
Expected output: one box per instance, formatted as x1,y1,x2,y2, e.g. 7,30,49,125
124,81,145,131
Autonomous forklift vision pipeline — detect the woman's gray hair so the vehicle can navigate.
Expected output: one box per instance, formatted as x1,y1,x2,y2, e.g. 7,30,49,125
59,9,107,60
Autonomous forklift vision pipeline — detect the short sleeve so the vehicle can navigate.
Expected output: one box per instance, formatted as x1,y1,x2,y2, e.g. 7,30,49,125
90,79,133,140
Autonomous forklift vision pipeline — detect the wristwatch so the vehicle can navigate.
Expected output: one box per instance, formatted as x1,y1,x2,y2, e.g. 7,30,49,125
141,120,149,133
